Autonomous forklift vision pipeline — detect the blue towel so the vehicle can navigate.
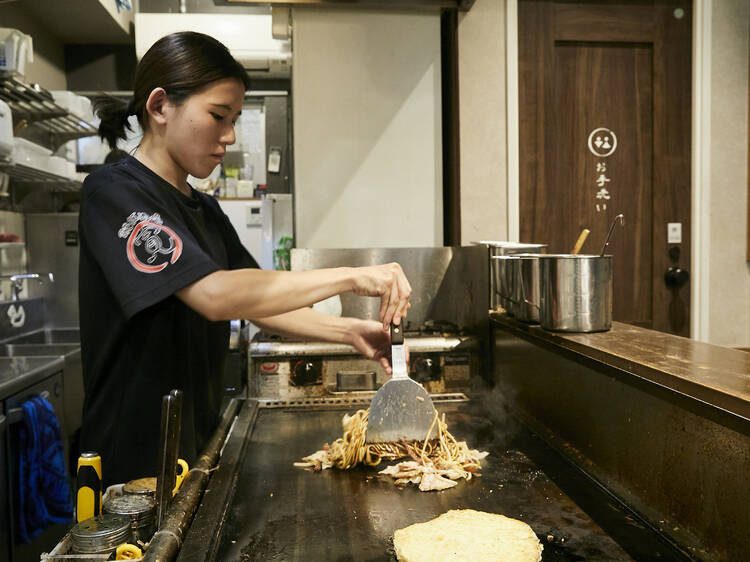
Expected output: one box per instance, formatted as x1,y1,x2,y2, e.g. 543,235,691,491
16,395,73,543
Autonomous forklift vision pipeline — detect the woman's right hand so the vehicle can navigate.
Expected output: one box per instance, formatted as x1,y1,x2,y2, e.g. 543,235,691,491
350,262,412,328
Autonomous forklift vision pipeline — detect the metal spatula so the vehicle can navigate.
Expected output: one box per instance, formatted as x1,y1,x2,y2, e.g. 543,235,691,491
366,323,436,443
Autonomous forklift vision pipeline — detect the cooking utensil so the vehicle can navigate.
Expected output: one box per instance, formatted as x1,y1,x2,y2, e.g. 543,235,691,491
601,214,625,257
492,255,515,314
174,458,189,494
366,324,435,443
538,254,612,332
155,389,182,529
510,254,542,323
487,243,547,312
571,229,590,254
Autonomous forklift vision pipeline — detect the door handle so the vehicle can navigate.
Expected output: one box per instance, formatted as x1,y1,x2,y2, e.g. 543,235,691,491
664,266,689,289
6,390,50,424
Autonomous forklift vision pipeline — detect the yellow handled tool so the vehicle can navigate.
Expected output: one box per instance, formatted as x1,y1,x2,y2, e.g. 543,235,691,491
173,458,189,495
76,452,102,522
571,228,590,255
116,543,143,559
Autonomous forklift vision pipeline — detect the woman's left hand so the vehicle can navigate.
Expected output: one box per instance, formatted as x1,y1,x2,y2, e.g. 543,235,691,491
348,319,408,376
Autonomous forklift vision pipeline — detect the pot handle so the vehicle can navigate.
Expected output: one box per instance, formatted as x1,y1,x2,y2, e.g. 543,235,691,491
492,255,515,301
518,261,540,311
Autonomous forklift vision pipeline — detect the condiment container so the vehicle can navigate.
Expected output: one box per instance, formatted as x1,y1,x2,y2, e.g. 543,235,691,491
70,514,131,554
103,494,157,544
123,477,156,498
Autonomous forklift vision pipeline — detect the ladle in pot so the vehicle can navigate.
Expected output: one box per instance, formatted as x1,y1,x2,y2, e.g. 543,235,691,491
600,214,625,256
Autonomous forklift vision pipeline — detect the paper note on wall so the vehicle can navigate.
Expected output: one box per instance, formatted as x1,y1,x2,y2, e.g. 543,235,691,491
240,109,264,154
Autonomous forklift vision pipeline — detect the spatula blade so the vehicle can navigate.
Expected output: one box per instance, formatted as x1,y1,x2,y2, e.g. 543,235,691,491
366,323,436,443
366,378,436,443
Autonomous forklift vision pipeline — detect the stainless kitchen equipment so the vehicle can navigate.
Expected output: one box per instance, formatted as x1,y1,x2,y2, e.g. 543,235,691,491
600,213,625,256
538,254,612,332
155,390,182,530
509,253,542,323
25,213,79,328
172,397,691,561
479,242,546,311
491,255,514,313
249,323,478,401
123,477,156,498
1,355,67,562
249,247,487,402
103,494,156,544
366,323,435,443
69,514,130,554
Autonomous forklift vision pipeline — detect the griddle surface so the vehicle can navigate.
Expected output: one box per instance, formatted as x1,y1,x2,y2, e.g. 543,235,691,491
209,402,675,561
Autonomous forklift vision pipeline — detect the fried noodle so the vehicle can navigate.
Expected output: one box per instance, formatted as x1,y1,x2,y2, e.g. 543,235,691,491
294,408,489,490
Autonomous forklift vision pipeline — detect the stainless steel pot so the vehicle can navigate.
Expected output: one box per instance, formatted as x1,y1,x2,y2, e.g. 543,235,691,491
488,242,547,312
510,254,542,323
538,254,612,332
492,255,514,314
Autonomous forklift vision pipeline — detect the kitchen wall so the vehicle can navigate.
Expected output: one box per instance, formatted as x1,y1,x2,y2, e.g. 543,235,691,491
0,4,66,89
292,9,443,248
705,0,750,347
457,0,509,244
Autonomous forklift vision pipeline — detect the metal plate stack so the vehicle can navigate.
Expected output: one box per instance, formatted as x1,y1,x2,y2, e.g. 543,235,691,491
104,494,157,544
70,513,131,554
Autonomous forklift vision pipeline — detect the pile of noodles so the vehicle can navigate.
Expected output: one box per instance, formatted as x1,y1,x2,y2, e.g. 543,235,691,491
294,408,488,489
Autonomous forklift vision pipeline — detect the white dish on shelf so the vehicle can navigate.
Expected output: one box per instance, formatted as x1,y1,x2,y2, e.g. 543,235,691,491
48,155,69,177
13,137,53,172
0,100,12,159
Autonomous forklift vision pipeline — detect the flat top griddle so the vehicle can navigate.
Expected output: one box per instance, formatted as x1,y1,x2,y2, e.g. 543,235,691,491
182,400,689,561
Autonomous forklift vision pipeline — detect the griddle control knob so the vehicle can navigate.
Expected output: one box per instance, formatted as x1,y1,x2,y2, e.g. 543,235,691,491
412,356,440,383
291,360,322,386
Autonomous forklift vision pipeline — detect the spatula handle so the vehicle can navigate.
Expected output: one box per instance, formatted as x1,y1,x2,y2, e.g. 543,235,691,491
390,323,404,344
390,323,408,379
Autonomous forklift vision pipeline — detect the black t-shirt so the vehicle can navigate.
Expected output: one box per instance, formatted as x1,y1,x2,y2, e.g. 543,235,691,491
78,156,257,487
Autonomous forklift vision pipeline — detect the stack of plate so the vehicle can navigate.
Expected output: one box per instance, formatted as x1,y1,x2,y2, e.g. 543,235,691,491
104,494,157,544
70,514,131,554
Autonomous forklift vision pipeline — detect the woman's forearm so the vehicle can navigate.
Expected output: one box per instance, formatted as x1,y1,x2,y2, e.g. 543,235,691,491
176,267,356,322
252,307,357,345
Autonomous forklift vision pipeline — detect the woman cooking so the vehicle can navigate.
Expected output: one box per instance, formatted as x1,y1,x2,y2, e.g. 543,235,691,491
79,31,412,487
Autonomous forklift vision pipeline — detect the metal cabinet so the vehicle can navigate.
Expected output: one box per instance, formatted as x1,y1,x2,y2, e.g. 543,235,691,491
2,372,70,562
0,414,9,562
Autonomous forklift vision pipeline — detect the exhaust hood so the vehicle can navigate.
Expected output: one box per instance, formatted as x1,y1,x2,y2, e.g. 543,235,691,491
134,12,291,77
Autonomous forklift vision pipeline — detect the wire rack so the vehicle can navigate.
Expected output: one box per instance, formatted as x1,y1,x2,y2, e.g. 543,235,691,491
0,161,81,192
0,76,97,151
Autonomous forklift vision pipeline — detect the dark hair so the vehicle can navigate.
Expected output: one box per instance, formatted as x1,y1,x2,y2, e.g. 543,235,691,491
93,32,250,149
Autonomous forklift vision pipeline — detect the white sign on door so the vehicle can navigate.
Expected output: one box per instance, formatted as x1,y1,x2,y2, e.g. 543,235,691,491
587,127,618,158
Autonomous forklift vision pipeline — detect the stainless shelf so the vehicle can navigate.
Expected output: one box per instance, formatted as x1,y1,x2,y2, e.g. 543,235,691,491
17,117,98,151
0,162,81,192
0,77,97,151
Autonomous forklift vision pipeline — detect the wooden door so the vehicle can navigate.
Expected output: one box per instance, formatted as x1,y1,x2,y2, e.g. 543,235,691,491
519,1,692,335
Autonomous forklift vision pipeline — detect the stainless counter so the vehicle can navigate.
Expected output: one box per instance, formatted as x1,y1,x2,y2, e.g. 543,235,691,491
0,355,64,399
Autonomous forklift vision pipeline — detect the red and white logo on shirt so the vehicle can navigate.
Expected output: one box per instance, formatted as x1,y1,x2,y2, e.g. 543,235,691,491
118,212,182,273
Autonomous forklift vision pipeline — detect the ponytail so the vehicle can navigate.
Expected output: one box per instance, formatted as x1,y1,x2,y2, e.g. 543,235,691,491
92,94,134,150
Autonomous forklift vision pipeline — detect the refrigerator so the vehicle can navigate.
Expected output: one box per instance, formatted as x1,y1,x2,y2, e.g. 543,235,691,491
218,194,293,270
